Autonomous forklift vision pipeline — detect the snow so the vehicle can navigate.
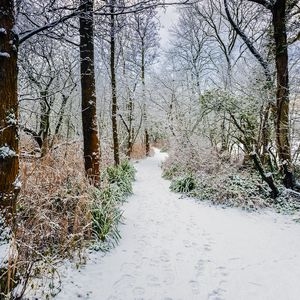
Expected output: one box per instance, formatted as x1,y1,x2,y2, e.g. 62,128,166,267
0,52,10,58
54,148,300,300
0,214,9,266
13,176,22,189
6,112,17,126
12,25,19,36
0,145,16,159
0,28,7,35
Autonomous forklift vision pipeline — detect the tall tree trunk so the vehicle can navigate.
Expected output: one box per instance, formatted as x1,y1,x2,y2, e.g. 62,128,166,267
0,0,19,213
39,91,50,157
110,0,120,165
79,0,100,185
272,0,294,188
141,43,150,156
126,93,134,158
54,94,68,136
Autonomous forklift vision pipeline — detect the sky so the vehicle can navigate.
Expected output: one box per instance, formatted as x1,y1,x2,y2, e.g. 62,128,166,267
158,6,179,49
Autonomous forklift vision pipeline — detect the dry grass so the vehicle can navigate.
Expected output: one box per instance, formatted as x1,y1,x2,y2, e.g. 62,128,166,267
130,144,147,159
1,138,117,299
2,136,137,299
18,143,92,256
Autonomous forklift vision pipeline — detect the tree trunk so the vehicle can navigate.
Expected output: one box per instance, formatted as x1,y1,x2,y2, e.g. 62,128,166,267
0,0,19,213
145,128,150,156
54,95,68,136
272,0,294,188
79,0,100,185
250,152,279,198
126,93,134,158
141,43,150,156
39,91,51,157
110,0,120,165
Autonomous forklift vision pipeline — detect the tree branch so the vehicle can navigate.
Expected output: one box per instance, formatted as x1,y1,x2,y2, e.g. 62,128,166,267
224,0,272,83
247,0,273,9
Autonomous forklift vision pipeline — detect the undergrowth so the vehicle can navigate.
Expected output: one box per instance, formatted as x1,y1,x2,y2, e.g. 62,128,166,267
0,142,135,299
163,146,300,213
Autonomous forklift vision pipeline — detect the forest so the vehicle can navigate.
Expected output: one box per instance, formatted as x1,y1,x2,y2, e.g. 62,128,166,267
0,0,300,299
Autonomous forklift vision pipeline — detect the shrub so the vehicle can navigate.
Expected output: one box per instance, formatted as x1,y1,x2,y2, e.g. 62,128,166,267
170,174,196,193
90,187,122,247
90,160,135,249
163,145,273,210
106,160,135,195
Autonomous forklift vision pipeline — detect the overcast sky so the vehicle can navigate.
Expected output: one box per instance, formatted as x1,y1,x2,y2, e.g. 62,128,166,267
158,6,179,49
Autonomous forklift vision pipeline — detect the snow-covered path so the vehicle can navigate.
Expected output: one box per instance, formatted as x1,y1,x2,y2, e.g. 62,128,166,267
56,149,300,300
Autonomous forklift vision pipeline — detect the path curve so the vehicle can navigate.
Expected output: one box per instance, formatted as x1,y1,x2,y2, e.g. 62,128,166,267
56,149,300,300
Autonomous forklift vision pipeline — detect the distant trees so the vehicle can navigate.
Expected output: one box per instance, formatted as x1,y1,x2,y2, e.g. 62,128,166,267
129,9,159,156
19,39,77,156
161,0,300,197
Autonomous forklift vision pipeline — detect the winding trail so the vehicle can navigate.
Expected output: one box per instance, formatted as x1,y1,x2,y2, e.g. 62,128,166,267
56,149,300,300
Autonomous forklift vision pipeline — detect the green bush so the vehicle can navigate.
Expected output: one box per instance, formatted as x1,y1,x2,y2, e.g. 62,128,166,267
170,174,196,193
91,187,122,244
106,160,135,195
91,161,135,248
162,164,181,180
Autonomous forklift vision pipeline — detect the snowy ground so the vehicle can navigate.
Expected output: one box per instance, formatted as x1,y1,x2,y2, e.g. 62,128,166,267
54,148,300,300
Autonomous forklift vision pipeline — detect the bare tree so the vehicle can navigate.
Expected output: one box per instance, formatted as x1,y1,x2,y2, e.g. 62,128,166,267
129,8,159,156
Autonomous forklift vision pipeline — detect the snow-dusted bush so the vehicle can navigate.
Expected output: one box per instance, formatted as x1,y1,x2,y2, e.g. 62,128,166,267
91,161,135,249
170,174,196,193
106,160,136,195
163,145,273,210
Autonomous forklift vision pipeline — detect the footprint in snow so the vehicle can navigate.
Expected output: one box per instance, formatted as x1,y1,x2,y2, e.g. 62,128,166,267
120,262,138,272
204,243,212,251
189,280,200,295
113,274,134,289
133,287,145,296
147,274,160,287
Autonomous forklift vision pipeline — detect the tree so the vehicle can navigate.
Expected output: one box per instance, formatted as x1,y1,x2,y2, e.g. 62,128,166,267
109,0,120,165
227,0,299,189
130,9,159,156
79,0,100,185
0,0,19,212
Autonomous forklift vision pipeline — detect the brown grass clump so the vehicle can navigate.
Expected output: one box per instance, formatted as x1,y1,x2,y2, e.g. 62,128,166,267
130,144,147,159
18,143,92,257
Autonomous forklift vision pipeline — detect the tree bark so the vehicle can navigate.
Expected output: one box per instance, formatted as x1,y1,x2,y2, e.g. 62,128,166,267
39,91,51,157
272,0,294,188
126,93,134,158
110,0,120,165
250,152,279,198
0,0,19,212
79,0,100,185
141,43,150,156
